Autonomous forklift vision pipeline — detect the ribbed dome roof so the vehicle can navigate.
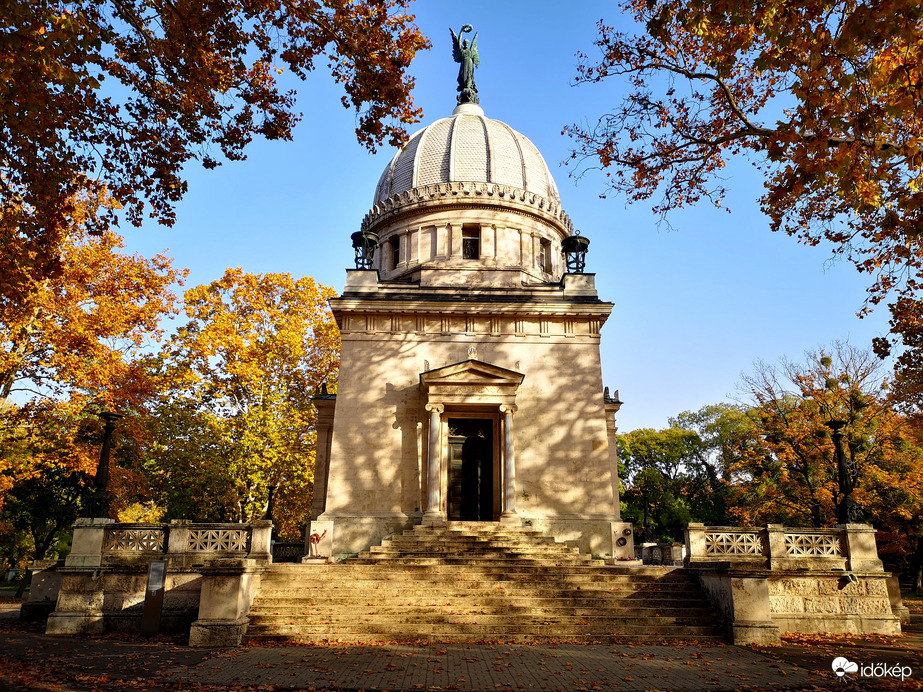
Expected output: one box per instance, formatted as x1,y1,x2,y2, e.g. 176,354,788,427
373,103,561,206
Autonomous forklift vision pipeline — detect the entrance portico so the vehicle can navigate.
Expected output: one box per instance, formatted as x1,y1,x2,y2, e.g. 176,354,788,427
420,360,523,525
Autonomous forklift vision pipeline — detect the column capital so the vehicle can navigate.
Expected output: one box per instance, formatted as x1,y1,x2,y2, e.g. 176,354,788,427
499,404,518,415
425,403,445,414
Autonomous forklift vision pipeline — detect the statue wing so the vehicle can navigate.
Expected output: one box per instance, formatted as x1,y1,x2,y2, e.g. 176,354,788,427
470,32,479,68
450,27,462,62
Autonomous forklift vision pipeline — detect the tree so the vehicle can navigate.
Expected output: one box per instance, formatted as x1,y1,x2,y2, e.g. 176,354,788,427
0,463,88,596
0,0,429,285
728,344,923,538
670,403,753,479
148,269,339,538
618,426,718,541
877,296,923,413
0,221,182,407
1,193,182,536
568,1,923,310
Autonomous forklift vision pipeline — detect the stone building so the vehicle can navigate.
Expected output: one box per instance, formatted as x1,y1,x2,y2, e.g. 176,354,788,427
310,102,633,559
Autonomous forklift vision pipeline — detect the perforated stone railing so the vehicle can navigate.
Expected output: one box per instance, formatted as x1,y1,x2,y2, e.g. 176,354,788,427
783,529,844,558
685,523,882,572
103,525,166,553
64,518,272,569
704,528,766,558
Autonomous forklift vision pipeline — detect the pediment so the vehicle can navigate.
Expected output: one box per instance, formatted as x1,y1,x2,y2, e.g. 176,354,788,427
420,359,524,387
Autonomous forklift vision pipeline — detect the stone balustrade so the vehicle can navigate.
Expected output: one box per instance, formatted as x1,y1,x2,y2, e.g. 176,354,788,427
685,523,881,572
65,518,272,569
683,522,900,645
42,518,272,645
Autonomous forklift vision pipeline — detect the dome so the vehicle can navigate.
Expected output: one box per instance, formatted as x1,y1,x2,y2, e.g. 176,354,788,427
373,103,561,207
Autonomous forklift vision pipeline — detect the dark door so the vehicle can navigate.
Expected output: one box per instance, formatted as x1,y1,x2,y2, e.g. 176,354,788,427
447,418,494,521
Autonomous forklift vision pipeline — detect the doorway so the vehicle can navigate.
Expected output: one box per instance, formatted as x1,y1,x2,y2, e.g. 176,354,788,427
447,418,495,521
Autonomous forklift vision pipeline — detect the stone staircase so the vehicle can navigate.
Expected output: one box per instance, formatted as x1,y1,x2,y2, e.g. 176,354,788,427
246,522,724,643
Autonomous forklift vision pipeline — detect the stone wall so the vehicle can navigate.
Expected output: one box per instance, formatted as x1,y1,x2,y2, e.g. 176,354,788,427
767,574,896,635
41,519,271,646
684,523,903,644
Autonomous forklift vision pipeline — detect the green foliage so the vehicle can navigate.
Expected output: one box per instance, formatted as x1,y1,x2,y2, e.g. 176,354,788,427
618,424,732,541
0,464,88,574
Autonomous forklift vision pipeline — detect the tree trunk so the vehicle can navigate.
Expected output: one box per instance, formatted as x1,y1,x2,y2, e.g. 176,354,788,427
14,570,31,599
914,536,923,592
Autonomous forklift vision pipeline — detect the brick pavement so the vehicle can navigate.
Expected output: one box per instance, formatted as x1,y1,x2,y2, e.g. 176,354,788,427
160,641,817,690
0,603,920,691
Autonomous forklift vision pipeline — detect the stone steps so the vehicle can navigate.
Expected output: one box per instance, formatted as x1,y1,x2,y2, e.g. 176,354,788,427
248,623,723,643
266,563,691,579
260,572,703,588
246,523,723,644
250,603,714,618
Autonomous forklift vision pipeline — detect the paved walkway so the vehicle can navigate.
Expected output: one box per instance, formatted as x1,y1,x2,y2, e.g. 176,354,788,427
0,602,920,691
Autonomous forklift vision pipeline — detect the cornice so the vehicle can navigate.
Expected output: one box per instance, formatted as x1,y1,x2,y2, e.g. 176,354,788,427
361,181,574,236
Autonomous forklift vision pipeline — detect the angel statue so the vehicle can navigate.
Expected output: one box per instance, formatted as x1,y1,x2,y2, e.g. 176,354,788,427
450,25,479,105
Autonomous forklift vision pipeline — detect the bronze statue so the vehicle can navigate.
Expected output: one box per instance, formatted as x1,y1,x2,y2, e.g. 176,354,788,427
450,25,479,105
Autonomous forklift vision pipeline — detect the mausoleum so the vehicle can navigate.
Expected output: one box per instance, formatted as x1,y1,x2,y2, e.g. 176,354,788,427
310,97,633,559
30,30,905,648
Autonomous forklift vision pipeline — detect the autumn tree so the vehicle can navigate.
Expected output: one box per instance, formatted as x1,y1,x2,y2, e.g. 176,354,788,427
0,192,182,580
879,296,923,413
728,344,923,540
0,0,429,293
0,208,183,408
570,1,923,307
146,269,339,539
0,193,183,485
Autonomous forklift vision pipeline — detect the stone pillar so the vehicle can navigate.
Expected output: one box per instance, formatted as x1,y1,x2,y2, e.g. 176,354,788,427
304,520,334,560
684,523,707,565
500,404,519,523
166,520,191,568
311,396,336,520
725,575,781,645
886,574,912,624
248,520,273,565
423,403,445,525
20,560,64,621
437,223,449,259
65,518,115,568
839,523,884,572
610,523,635,562
603,394,622,518
189,558,263,647
765,524,790,570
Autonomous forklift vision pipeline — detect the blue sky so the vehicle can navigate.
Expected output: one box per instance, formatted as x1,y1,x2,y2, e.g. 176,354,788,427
120,1,891,432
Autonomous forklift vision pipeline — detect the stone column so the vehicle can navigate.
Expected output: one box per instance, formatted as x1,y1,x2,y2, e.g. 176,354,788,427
839,523,884,572
684,523,707,565
604,393,623,518
423,403,445,525
499,404,519,523
311,396,336,520
765,524,788,570
65,518,115,568
189,558,263,647
248,520,273,565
